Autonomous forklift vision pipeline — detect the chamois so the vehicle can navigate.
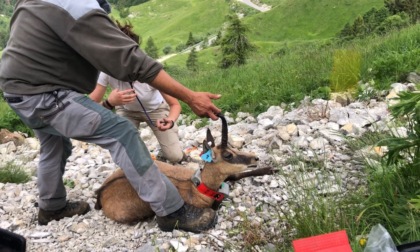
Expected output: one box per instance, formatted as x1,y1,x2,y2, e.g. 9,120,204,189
94,114,275,224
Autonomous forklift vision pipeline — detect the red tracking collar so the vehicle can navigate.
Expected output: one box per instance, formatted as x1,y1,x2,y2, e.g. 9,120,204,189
196,183,225,201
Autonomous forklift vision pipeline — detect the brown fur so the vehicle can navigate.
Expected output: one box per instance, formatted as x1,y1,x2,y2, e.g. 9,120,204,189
95,124,275,224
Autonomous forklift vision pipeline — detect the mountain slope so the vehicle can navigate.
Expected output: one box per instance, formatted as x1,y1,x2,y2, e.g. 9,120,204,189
116,0,230,51
245,0,384,42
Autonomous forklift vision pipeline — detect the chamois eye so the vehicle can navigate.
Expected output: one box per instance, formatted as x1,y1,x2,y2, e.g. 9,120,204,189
222,151,233,160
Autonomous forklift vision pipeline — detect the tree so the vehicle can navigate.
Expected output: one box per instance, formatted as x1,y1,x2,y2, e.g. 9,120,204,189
186,32,195,47
162,45,172,55
338,7,392,41
186,48,198,72
212,30,222,46
375,13,410,34
145,36,159,59
0,0,17,16
0,19,10,49
339,23,353,40
385,0,420,23
201,36,209,50
352,16,366,37
219,14,255,69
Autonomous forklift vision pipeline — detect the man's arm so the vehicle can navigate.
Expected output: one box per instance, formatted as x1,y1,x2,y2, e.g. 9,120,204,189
157,92,182,131
89,84,107,103
150,70,221,120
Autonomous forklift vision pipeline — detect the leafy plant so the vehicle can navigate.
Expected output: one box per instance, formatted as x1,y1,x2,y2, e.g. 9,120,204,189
311,86,331,100
0,161,31,184
356,91,420,244
378,91,420,166
330,49,361,92
64,178,76,189
371,49,420,82
0,101,34,137
408,195,420,212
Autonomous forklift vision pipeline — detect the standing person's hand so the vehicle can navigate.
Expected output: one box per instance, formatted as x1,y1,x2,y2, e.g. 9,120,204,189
149,70,222,120
186,92,222,120
107,89,137,106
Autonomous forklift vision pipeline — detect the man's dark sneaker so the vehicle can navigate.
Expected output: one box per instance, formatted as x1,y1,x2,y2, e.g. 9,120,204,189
38,201,91,225
156,204,217,233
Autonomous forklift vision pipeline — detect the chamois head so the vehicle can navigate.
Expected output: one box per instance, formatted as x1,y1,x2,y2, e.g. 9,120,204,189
201,114,259,176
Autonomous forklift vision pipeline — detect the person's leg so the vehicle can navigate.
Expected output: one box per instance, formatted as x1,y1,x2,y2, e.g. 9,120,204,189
116,106,182,162
115,106,141,128
35,128,91,225
46,91,184,216
4,91,90,224
34,130,72,210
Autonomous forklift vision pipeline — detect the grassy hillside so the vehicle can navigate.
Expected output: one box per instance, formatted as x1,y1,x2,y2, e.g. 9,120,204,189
113,0,231,53
246,0,384,43
114,0,384,56
163,0,385,64
167,24,420,116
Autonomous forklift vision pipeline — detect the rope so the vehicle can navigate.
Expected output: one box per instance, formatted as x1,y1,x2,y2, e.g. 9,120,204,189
129,82,156,127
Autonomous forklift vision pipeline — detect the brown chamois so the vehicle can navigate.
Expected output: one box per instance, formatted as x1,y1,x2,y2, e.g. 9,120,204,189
94,114,275,224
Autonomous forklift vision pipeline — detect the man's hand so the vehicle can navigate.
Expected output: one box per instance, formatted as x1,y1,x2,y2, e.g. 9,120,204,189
149,70,222,120
107,89,137,106
186,92,222,120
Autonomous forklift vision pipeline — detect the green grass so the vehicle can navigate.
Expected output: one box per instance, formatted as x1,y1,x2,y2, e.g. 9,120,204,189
112,0,231,53
0,100,34,137
0,162,31,184
358,164,420,245
108,0,384,59
246,0,384,43
162,24,420,118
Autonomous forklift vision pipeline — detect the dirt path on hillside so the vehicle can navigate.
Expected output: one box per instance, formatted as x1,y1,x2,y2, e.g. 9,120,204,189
237,0,271,12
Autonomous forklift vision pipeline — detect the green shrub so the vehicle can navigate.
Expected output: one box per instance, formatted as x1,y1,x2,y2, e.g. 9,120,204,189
357,91,420,244
330,49,361,92
378,91,420,167
0,101,34,137
64,178,75,189
0,162,31,184
371,49,420,83
175,43,187,52
311,86,331,100
162,45,172,55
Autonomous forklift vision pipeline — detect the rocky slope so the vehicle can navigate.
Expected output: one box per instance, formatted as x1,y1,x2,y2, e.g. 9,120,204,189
0,80,417,251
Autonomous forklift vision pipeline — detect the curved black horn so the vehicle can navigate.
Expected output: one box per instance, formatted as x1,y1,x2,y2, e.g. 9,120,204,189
217,113,228,148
